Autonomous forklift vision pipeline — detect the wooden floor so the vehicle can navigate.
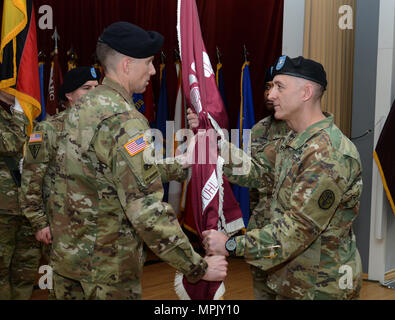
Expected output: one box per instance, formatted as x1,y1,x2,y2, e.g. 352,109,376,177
30,257,395,300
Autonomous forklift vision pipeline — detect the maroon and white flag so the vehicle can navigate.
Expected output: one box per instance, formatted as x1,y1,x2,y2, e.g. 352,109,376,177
175,0,244,300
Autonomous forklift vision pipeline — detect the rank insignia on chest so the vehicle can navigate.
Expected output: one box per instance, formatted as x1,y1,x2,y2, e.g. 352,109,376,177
29,132,42,143
124,135,148,157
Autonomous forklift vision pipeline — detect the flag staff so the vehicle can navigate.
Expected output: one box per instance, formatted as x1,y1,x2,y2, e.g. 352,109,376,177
243,44,249,63
160,51,166,64
174,48,180,62
38,51,46,62
216,46,222,64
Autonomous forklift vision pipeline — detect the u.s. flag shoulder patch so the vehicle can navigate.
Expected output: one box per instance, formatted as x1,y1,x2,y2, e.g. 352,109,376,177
29,132,42,143
124,135,148,157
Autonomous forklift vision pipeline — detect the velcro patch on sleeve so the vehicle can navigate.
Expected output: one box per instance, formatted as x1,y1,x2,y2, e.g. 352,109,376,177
124,135,148,157
29,132,42,143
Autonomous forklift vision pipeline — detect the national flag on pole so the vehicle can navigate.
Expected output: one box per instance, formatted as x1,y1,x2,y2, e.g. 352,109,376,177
176,0,244,300
156,63,169,202
36,60,46,121
133,93,146,113
67,47,77,71
169,60,187,218
232,61,255,226
374,99,395,216
0,0,41,134
133,83,155,126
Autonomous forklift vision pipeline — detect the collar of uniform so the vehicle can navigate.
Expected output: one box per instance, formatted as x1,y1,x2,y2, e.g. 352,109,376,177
287,112,334,150
101,77,134,106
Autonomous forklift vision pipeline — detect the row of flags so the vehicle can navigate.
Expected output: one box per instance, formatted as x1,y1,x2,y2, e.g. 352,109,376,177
9,0,395,301
0,0,264,301
0,0,41,134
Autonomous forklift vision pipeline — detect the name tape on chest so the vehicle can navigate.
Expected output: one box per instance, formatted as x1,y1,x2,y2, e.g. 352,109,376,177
29,132,42,143
124,135,148,157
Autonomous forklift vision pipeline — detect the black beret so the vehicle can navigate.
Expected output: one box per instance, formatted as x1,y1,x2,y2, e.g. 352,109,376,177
98,21,164,58
272,56,327,89
59,67,101,101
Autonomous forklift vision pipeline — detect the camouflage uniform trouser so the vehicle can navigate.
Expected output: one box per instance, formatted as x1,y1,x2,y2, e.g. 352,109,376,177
250,265,278,300
0,214,41,300
51,272,142,300
251,265,361,300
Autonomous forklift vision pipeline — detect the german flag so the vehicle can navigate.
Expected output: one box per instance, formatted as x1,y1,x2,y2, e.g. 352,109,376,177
374,99,395,216
0,0,41,134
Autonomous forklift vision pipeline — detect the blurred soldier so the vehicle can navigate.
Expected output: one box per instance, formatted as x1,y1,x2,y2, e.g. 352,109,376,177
202,56,363,300
47,22,227,300
21,67,100,248
0,91,41,299
59,67,100,110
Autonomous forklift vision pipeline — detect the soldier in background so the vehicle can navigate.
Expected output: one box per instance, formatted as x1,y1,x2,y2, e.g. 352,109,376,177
202,56,363,300
47,22,227,300
0,90,41,299
21,67,100,248
243,68,290,299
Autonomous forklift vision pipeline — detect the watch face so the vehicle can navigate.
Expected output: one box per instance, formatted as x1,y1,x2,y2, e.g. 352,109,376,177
226,238,237,251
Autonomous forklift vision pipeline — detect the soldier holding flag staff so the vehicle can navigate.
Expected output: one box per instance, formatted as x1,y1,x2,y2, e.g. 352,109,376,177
190,56,363,300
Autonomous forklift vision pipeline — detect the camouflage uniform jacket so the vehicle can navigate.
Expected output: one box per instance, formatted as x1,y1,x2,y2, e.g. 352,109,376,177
0,108,27,215
50,77,207,285
21,111,70,231
248,115,289,230
223,114,363,299
21,111,187,233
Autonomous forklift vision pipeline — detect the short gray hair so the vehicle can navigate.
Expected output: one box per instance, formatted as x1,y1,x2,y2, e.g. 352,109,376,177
96,41,124,74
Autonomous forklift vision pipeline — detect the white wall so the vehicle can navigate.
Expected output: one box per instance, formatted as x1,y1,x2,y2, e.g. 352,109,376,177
282,0,305,57
368,0,395,281
283,0,395,279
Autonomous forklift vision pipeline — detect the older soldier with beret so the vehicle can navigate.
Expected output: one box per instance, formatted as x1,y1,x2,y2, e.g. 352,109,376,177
202,56,363,300
0,92,41,299
45,22,227,300
21,66,100,248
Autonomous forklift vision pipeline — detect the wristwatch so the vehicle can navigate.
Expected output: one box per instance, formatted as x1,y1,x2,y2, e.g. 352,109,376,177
225,236,237,256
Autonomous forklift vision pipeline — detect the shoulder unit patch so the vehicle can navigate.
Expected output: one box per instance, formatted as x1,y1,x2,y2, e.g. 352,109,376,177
318,189,335,210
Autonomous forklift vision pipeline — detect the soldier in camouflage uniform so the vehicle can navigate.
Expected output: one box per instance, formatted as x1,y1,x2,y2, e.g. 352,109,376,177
44,22,227,300
21,67,100,249
203,56,363,300
247,69,290,299
186,68,290,299
0,92,41,300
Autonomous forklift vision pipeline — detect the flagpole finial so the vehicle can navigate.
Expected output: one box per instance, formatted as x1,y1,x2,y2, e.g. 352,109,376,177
243,44,249,63
216,46,222,64
67,46,78,60
174,49,180,62
38,51,46,62
52,27,60,53
160,51,166,64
